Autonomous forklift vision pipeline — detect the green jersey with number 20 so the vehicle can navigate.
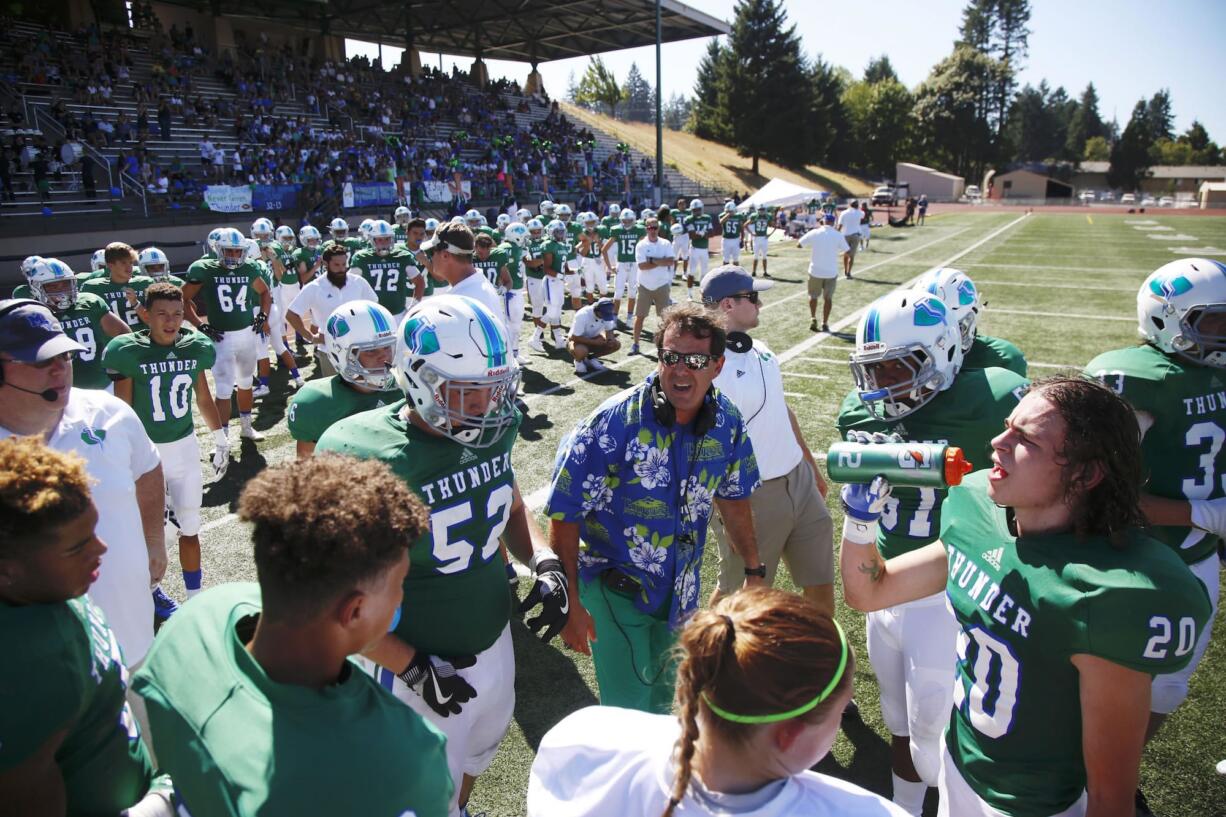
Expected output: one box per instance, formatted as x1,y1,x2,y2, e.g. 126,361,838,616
940,470,1211,817
316,402,522,656
103,328,216,444
836,366,1028,560
1086,342,1226,564
185,259,263,331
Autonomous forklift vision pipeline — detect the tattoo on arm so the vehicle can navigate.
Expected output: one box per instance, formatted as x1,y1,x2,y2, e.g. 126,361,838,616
858,558,884,583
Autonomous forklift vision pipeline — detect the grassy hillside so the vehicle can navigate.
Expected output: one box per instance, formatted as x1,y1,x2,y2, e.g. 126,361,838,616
560,101,874,197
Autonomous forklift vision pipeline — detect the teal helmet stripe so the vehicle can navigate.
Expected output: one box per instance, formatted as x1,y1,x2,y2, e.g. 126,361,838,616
367,304,390,334
864,307,881,342
470,301,507,368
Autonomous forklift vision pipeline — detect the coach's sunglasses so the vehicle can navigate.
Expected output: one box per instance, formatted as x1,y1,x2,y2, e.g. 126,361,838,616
660,350,716,370
727,291,760,304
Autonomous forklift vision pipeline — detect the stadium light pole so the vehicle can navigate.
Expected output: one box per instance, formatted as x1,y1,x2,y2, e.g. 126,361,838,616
655,0,663,207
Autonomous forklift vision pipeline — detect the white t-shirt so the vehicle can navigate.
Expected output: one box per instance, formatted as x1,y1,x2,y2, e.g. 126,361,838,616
449,272,507,331
529,706,908,817
287,273,378,328
797,227,850,279
713,339,803,481
635,237,676,291
569,304,616,340
0,389,160,664
837,207,863,236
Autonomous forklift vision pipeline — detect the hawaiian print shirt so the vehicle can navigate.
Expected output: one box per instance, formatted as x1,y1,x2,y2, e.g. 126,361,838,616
547,374,760,625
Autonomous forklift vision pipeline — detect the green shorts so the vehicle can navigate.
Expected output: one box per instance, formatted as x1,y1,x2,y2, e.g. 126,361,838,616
580,573,678,714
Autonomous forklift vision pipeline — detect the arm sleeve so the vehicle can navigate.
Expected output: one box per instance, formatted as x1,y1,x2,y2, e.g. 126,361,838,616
196,335,217,370
101,337,134,377
634,241,649,265
356,278,378,301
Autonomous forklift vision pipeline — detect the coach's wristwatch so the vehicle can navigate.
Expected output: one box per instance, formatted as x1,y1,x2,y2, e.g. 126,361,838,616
744,564,767,578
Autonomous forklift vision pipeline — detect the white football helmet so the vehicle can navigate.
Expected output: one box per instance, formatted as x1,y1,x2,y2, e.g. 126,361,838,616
206,228,225,257
89,249,106,272
690,198,704,212
504,222,529,247
582,212,599,228
516,208,533,223
527,218,544,239
358,218,375,242
757,203,768,213
299,225,322,249
918,267,983,353
556,203,573,221
368,219,396,255
640,207,654,221
1138,258,1226,367
849,290,964,420
324,301,398,390
329,217,350,240
394,205,411,225
620,208,638,225
275,226,296,250
464,209,483,229
670,222,685,237
138,247,171,281
21,255,44,281
251,217,275,241
546,219,567,242
539,200,556,219
28,258,78,311
607,203,621,217
393,295,520,448
424,217,440,234
496,213,511,231
214,228,248,270
723,201,736,213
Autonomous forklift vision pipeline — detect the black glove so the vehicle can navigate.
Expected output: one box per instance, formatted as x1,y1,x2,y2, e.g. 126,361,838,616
198,322,223,342
251,310,268,334
518,549,570,642
398,653,477,717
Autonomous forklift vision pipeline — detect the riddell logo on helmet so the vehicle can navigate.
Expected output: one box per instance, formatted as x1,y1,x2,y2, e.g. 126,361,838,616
860,341,887,354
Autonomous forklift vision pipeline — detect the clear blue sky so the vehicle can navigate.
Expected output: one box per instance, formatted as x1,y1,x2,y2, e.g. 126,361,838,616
347,0,1226,143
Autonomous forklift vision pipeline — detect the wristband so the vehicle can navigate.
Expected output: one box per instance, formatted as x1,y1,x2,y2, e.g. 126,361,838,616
842,516,879,546
529,547,560,572
212,429,228,447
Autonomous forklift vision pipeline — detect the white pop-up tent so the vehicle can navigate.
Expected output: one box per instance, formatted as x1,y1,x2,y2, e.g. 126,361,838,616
737,177,827,212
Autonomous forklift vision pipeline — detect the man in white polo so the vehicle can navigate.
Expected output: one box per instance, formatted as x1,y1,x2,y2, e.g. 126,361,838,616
424,220,504,326
287,242,378,376
798,213,849,333
630,216,674,355
837,200,863,279
699,269,834,617
567,297,621,375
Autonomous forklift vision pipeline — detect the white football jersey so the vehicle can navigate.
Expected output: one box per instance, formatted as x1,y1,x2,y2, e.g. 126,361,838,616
528,706,908,816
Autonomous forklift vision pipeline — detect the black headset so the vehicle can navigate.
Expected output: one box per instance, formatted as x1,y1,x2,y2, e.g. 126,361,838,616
650,375,717,436
0,299,47,388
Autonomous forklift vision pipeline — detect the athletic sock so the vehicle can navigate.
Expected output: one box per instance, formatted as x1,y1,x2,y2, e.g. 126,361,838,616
183,569,202,596
258,376,269,388
289,367,300,379
891,774,927,817
240,412,253,431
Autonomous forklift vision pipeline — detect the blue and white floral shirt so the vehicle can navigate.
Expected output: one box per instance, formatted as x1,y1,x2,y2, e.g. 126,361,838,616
547,374,760,625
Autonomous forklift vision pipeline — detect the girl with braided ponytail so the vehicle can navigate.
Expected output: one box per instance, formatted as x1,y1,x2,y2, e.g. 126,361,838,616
527,587,905,816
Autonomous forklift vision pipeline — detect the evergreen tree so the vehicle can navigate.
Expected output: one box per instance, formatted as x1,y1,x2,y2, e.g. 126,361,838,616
664,93,693,131
575,56,625,118
808,55,849,166
912,45,999,180
1065,82,1105,163
1108,100,1154,191
690,40,730,142
621,63,655,123
1145,89,1174,142
863,55,898,84
1005,81,1073,163
1178,121,1222,165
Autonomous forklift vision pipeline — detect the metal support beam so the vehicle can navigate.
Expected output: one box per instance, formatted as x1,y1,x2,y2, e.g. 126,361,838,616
654,0,663,206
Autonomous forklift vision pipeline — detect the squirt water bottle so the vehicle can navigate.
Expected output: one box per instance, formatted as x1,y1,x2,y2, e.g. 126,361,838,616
825,442,973,488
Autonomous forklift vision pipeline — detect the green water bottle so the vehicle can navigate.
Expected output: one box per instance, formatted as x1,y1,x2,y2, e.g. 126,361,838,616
825,442,973,488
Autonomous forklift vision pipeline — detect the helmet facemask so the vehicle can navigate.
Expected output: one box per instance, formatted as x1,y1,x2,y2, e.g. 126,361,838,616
338,337,397,390
410,361,521,448
220,246,246,270
1172,303,1226,367
372,236,394,256
850,343,948,420
34,277,78,311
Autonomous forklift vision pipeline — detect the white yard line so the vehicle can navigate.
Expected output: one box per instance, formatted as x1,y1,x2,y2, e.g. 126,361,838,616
965,263,1149,274
1028,362,1082,369
973,280,1134,292
989,308,1132,322
781,372,831,380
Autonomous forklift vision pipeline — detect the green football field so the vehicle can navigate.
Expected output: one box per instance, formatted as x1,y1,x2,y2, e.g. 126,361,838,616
166,210,1226,816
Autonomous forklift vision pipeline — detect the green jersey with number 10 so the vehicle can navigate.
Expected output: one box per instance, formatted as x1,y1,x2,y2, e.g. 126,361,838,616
103,328,216,444
185,259,263,331
1085,342,1226,564
836,366,1028,560
316,402,522,656
940,470,1211,817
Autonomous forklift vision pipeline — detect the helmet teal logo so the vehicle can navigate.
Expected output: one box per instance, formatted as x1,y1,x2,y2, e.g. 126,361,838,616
326,315,350,338
957,280,976,306
403,316,440,356
1150,275,1193,299
81,427,106,446
913,298,947,327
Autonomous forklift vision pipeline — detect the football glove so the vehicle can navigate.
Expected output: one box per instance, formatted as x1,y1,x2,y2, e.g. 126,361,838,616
841,476,893,523
252,310,269,334
844,429,904,446
518,549,570,642
398,653,477,717
211,429,229,478
198,322,224,342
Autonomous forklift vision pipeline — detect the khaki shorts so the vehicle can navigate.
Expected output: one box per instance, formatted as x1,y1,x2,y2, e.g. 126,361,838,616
634,284,671,318
714,457,833,594
844,233,861,258
807,276,837,300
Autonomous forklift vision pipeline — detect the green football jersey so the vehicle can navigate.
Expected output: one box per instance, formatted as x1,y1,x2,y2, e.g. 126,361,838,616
247,262,274,310
0,595,153,814
499,242,525,289
316,402,522,656
291,246,322,284
1085,343,1226,564
609,224,646,262
940,470,1211,817
80,274,154,328
132,583,452,817
721,212,745,239
836,366,1028,559
185,259,263,331
12,282,31,299
748,213,773,236
473,248,510,289
964,334,1027,377
57,292,119,390
685,213,715,249
272,243,299,285
525,237,549,280
565,221,582,243
288,375,398,444
103,328,216,444
543,238,577,275
578,228,604,259
340,236,367,255
349,247,420,316
393,223,409,243
600,214,620,232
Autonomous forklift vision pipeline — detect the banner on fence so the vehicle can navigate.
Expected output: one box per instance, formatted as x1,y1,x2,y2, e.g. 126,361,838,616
343,182,397,209
422,180,471,202
204,185,253,213
251,185,298,212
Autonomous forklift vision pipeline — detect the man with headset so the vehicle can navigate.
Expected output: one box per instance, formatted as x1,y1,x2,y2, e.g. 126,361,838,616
701,266,835,617
547,302,763,714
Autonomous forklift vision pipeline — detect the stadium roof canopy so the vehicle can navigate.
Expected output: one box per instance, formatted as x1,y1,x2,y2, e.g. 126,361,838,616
158,0,729,64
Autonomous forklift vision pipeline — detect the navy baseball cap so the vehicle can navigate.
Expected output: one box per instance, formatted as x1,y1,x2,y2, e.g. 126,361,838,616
700,265,773,303
0,299,85,363
594,298,616,321
823,213,836,224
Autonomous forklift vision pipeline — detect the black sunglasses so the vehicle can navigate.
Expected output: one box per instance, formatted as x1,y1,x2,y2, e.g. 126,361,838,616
727,291,760,304
660,349,716,370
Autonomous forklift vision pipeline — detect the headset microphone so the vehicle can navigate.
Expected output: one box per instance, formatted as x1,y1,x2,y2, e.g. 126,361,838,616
4,383,60,402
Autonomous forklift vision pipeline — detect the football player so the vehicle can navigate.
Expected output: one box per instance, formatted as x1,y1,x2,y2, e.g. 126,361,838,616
523,218,558,353
718,201,746,266
393,205,413,242
683,199,718,301
835,289,1028,815
26,258,131,391
839,377,1211,817
80,242,154,330
747,203,775,278
243,239,300,398
136,247,182,286
132,454,452,816
577,212,609,304
350,220,425,324
545,218,583,314
500,222,530,363
1085,258,1226,767
104,283,225,602
601,207,645,324
182,227,272,444
918,267,1026,376
0,437,172,817
316,295,569,817
293,225,324,290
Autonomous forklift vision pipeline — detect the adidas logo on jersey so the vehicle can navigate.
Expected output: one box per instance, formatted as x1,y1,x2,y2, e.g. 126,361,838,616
737,370,746,378
459,448,479,465
166,351,177,359
981,547,1004,570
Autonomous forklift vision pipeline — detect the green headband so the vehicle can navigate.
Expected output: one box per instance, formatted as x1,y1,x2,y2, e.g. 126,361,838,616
700,619,849,725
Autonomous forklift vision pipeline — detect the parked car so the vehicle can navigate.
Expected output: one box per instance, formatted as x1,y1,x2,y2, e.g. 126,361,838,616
1079,190,1096,203
1121,193,1137,205
963,185,982,202
1141,195,1157,207
871,185,896,206
1159,196,1174,207
1100,191,1116,202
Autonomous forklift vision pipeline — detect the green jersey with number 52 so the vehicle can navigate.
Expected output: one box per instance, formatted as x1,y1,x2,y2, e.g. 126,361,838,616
103,328,216,444
940,470,1211,817
836,366,1028,560
1086,343,1225,564
185,259,263,331
316,401,522,656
